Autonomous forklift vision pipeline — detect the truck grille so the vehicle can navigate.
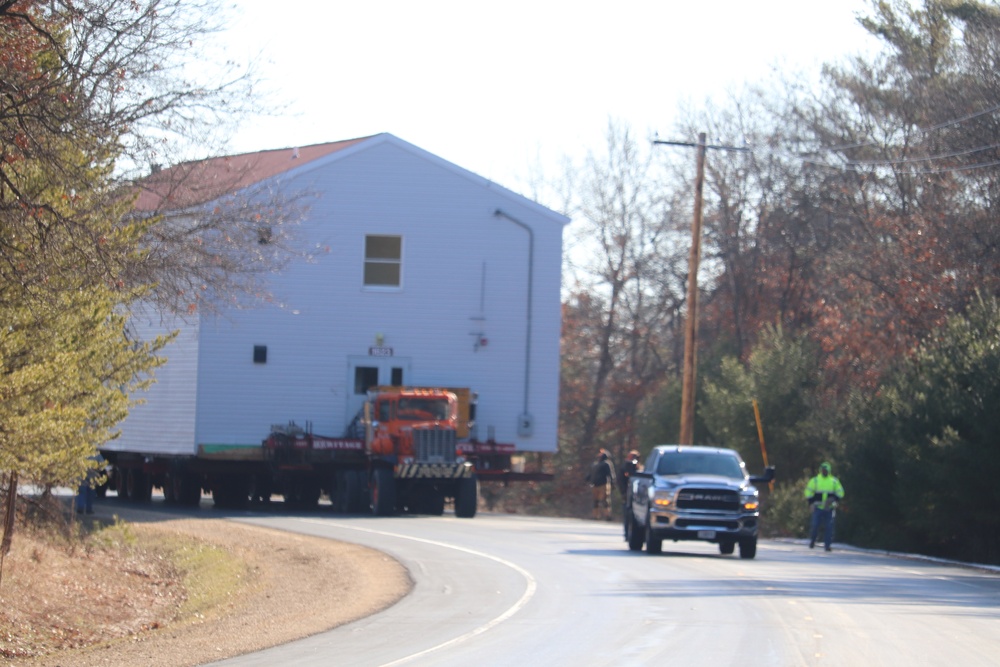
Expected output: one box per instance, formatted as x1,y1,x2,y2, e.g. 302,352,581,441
414,428,456,463
676,488,739,511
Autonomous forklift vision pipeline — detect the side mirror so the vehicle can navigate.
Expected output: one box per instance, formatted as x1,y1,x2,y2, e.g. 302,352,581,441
750,466,775,485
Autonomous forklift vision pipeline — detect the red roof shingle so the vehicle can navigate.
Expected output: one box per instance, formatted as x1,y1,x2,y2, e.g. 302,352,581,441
135,136,375,211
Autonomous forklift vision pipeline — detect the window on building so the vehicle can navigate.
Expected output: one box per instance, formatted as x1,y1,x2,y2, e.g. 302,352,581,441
354,366,379,395
364,235,402,287
253,345,267,364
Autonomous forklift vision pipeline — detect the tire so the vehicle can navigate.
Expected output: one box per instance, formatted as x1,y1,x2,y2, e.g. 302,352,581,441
162,473,177,503
626,512,645,552
332,471,348,513
718,540,736,555
212,475,250,509
283,484,301,507
250,474,272,505
126,468,152,503
339,470,364,513
176,471,203,507
454,476,478,518
739,536,757,560
298,479,321,509
645,514,662,554
370,467,396,516
114,467,129,501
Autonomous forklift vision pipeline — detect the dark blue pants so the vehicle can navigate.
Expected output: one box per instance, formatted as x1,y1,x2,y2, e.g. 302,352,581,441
76,484,95,513
809,507,835,549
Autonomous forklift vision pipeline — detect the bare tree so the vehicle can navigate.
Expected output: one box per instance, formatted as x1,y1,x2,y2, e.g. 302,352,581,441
560,121,688,476
1,0,305,317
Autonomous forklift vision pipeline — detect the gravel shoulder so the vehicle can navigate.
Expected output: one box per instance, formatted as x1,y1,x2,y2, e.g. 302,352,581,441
6,515,412,667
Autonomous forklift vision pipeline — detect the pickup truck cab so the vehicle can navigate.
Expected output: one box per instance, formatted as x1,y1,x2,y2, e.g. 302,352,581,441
626,445,775,559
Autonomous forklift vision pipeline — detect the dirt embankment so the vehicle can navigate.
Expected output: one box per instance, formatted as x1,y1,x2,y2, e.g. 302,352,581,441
1,516,412,667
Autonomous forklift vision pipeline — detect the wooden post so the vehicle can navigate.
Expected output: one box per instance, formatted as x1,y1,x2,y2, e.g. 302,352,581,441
679,133,706,445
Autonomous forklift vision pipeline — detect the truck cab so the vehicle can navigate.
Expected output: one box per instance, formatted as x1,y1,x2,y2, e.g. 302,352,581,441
363,387,477,517
368,388,459,462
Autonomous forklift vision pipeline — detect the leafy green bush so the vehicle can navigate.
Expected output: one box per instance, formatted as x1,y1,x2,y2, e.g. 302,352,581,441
760,476,812,538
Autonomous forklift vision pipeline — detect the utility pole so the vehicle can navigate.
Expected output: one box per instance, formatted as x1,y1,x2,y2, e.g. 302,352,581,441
654,133,748,445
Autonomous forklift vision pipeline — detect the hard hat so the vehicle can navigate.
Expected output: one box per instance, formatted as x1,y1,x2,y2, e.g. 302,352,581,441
820,461,831,471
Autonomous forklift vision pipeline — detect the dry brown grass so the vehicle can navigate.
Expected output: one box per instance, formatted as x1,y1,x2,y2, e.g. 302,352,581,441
0,495,410,666
0,516,189,660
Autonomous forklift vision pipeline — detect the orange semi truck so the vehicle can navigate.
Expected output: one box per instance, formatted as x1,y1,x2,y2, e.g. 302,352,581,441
103,387,547,517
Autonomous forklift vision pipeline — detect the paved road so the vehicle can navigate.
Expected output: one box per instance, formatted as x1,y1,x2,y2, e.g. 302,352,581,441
201,512,1000,667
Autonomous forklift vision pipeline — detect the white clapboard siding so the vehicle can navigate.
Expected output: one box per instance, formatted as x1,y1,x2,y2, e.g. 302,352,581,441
114,134,566,455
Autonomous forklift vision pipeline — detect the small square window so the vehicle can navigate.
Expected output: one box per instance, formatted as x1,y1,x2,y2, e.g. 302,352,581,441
253,345,267,364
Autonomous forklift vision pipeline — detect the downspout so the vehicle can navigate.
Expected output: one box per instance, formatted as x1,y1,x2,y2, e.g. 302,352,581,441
493,209,533,430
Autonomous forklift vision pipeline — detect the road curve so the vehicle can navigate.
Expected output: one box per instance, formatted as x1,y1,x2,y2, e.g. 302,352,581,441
204,513,1000,667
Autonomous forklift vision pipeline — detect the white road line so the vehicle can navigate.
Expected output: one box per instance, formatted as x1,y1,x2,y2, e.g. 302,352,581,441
296,518,537,666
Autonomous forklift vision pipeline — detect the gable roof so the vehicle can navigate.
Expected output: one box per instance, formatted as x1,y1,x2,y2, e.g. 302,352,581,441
135,133,570,226
134,136,373,211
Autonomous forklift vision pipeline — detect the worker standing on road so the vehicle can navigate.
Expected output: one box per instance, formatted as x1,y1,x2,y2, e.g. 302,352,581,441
618,449,642,499
619,449,642,536
804,461,845,551
586,449,615,520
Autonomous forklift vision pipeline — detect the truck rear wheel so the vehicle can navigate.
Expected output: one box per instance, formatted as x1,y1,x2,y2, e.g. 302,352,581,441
370,467,396,516
454,476,478,518
719,540,735,555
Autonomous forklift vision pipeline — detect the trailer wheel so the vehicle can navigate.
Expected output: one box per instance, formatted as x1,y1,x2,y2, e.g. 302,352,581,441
212,476,250,509
175,471,203,507
283,485,301,507
298,479,321,509
114,467,129,501
126,468,152,503
162,475,176,503
348,470,366,513
334,470,362,513
370,467,396,516
454,476,478,518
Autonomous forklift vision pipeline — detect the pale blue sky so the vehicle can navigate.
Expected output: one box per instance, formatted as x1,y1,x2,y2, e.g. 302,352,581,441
219,1,880,193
